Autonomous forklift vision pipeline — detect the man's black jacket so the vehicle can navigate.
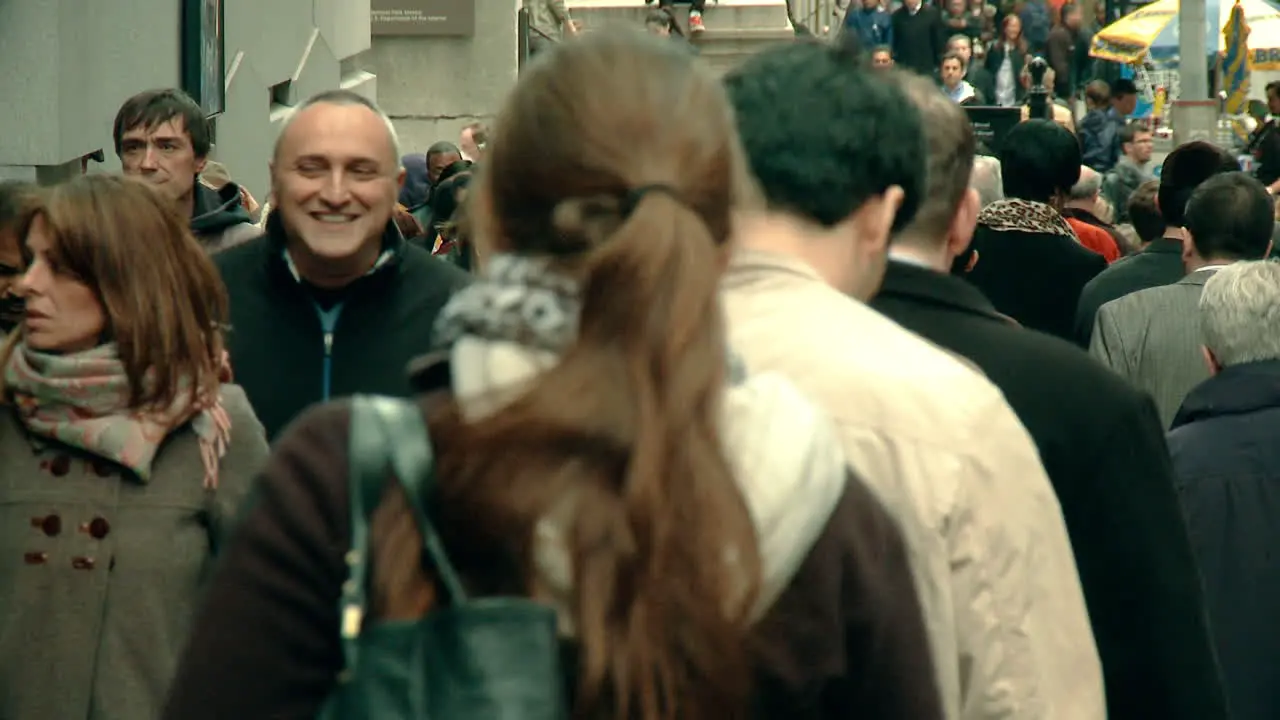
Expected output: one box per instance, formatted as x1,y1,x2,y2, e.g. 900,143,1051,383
872,259,1229,720
215,215,470,440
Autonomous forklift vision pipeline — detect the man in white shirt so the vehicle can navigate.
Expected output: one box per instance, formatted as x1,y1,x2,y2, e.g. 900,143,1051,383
723,42,1103,720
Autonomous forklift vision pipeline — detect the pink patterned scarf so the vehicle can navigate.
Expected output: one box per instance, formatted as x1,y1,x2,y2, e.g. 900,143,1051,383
4,343,231,488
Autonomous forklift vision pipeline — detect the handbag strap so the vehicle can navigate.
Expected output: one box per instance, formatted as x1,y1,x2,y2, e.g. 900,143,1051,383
338,395,470,677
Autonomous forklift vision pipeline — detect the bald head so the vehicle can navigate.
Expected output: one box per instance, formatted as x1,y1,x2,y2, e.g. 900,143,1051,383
268,89,406,289
273,90,401,166
1068,165,1102,202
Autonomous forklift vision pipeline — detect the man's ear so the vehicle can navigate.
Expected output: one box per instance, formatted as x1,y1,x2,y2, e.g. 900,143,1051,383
1202,345,1223,375
1181,227,1196,264
397,165,407,190
854,186,905,254
194,155,208,176
947,188,980,259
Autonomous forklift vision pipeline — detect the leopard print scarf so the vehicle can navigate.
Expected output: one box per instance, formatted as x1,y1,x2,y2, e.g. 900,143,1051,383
977,198,1077,239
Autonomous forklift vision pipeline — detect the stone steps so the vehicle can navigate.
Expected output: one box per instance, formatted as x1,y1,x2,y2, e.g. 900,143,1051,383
568,0,792,32
694,28,798,76
566,0,794,75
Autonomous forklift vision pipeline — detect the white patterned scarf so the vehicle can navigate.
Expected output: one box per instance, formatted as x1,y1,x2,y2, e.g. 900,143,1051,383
432,253,847,629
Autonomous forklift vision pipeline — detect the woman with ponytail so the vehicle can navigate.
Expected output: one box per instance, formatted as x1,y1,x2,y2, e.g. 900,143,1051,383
164,30,941,720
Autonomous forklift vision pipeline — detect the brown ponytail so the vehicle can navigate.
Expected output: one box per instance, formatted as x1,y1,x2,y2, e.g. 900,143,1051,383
371,29,762,720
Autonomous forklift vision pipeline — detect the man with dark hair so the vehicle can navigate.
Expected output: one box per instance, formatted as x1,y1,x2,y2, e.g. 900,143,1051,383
939,52,981,104
1110,77,1139,115
0,181,37,335
947,34,994,104
408,142,470,232
112,88,258,253
425,141,464,186
1092,172,1275,427
1125,179,1166,250
1101,122,1156,222
963,119,1107,340
873,74,1231,720
723,41,1103,718
214,89,470,440
869,44,895,69
1075,140,1238,346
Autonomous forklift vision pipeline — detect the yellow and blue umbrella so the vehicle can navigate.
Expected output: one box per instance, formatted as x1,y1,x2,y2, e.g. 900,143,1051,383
1224,0,1252,113
1091,0,1280,70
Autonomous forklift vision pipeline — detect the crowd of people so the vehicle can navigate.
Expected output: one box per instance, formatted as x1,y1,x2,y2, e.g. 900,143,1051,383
844,0,1107,95
0,17,1277,720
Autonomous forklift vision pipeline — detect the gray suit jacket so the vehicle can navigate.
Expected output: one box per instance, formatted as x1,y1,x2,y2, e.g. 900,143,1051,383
1089,268,1220,429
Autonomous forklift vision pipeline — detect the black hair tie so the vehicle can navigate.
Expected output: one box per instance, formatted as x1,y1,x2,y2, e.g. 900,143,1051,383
621,184,683,217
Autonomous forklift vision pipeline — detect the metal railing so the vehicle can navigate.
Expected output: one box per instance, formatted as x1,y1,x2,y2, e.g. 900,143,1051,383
787,0,840,37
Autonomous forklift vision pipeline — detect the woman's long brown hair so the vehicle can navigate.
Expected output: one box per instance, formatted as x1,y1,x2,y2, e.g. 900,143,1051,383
1001,14,1029,53
0,175,228,408
371,30,763,720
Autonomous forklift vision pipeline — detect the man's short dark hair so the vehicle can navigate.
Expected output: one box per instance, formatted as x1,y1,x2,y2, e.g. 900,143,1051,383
1118,121,1149,148
999,119,1080,202
1184,172,1274,260
112,88,210,158
1266,80,1280,98
1110,78,1138,97
1126,179,1165,243
724,42,926,230
894,73,976,242
1157,141,1239,227
427,141,462,158
942,51,966,70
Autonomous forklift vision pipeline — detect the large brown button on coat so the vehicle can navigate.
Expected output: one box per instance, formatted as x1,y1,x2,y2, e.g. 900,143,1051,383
31,514,61,537
87,517,110,540
0,384,268,720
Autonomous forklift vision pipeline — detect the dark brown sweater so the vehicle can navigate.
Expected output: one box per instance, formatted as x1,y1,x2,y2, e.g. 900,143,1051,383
162,395,943,719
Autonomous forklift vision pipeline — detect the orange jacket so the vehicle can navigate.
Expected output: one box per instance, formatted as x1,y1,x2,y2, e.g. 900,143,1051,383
1066,217,1121,263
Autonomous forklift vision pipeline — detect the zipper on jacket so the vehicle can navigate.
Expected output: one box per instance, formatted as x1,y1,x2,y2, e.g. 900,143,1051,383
315,303,345,401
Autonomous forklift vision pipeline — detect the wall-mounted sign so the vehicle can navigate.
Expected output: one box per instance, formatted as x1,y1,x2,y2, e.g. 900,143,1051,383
371,0,475,36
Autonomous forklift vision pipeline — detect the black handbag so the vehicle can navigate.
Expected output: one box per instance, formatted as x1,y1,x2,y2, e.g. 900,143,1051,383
319,395,570,719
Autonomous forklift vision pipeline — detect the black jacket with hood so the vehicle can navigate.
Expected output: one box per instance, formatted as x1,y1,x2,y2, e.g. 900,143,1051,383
192,182,259,253
214,214,471,441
